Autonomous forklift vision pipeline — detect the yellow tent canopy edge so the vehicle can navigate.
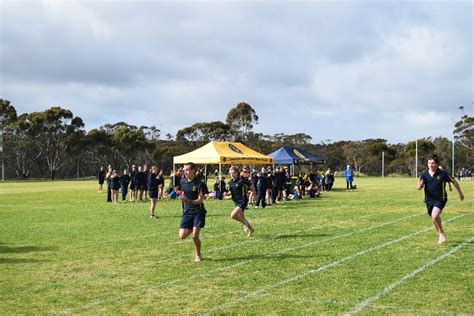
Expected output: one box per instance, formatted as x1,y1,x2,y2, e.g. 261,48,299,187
173,141,274,165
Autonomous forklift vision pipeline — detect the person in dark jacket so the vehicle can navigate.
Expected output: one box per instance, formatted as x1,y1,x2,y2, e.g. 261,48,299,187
136,166,146,202
106,165,113,203
98,166,105,193
120,169,131,201
324,168,334,192
129,165,137,202
255,166,268,208
213,176,227,200
157,168,165,199
110,169,121,204
148,165,160,219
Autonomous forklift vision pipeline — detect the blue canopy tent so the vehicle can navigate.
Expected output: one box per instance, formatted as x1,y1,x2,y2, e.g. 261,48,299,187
268,146,325,175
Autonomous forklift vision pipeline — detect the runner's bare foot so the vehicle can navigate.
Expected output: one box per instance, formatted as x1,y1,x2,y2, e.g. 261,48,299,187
195,255,203,263
438,234,447,244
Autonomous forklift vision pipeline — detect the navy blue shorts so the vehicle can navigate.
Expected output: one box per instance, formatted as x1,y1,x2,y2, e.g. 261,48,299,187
148,190,158,199
130,183,136,190
234,200,248,211
180,212,206,229
426,200,447,216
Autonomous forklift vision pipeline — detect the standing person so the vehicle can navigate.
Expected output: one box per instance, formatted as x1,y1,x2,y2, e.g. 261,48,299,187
255,166,268,208
148,165,159,219
177,162,208,263
110,170,121,204
157,169,165,199
249,168,258,205
417,156,464,244
129,165,137,202
106,165,113,203
143,164,150,201
228,166,255,236
265,166,275,205
136,166,146,202
344,165,354,191
274,166,285,203
98,166,105,193
283,166,291,200
120,169,131,202
324,168,334,192
213,176,227,200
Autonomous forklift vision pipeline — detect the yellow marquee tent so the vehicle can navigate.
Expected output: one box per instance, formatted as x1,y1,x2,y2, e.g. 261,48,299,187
173,141,274,165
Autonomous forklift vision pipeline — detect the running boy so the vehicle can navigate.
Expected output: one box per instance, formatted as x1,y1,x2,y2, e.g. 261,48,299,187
228,166,256,237
177,162,208,262
417,156,464,244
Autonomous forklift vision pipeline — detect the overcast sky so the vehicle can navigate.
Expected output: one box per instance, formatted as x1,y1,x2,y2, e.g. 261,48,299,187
1,0,472,144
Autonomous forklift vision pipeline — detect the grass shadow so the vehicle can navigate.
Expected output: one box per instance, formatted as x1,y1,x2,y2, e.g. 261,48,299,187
446,240,474,248
0,258,49,264
0,245,57,254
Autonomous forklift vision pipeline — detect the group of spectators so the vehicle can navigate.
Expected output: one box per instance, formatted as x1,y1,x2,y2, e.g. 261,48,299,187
98,164,165,204
457,167,473,181
210,164,356,208
98,163,357,208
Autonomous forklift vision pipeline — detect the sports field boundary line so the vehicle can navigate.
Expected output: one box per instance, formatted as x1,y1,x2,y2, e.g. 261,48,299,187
69,213,424,313
345,235,474,315
200,213,469,314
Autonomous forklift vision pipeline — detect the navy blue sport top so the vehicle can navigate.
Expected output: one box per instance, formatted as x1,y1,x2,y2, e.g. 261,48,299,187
229,177,251,203
147,173,159,191
177,177,207,214
420,169,454,201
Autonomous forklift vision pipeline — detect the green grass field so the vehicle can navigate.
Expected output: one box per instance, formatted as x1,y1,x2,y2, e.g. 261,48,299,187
1,177,473,314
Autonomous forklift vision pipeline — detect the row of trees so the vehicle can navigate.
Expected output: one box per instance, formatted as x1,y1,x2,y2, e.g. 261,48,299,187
1,99,472,179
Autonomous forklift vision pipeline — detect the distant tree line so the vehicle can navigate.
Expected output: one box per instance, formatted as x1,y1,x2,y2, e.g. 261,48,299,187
1,99,472,179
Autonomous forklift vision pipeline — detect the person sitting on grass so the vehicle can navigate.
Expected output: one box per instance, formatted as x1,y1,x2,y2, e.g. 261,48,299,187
227,166,256,237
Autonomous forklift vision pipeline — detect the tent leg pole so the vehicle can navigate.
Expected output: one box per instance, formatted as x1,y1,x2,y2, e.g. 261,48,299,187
219,164,222,191
173,163,175,187
204,165,207,184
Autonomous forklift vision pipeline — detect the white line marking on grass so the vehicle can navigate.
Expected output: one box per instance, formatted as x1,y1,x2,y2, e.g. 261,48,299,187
369,304,473,315
70,213,424,313
82,213,382,270
346,235,474,315
200,214,469,314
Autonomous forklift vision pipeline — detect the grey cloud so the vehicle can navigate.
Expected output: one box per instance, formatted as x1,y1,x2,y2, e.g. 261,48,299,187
1,1,471,144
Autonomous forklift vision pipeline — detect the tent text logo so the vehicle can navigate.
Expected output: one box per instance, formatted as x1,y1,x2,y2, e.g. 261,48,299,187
228,144,244,154
293,149,307,160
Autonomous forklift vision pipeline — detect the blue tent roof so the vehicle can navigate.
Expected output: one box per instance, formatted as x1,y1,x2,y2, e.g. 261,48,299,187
268,146,325,165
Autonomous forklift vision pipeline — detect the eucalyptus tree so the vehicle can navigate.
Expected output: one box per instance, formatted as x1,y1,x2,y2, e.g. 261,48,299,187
22,107,85,179
176,121,232,148
225,102,258,141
